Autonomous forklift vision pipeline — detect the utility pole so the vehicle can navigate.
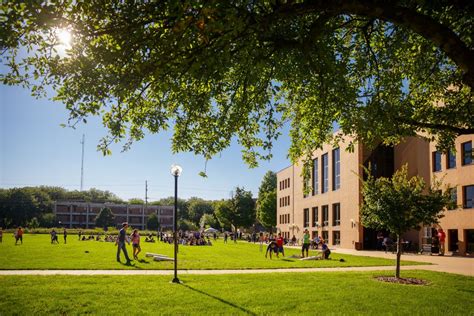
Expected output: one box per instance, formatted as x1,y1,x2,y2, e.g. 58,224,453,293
145,180,148,209
144,180,148,230
80,134,85,191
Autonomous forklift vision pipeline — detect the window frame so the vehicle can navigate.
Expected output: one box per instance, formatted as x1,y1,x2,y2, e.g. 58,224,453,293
432,151,442,172
462,141,473,165
322,153,329,193
322,205,329,227
463,185,474,209
447,150,456,169
332,203,341,226
332,148,340,191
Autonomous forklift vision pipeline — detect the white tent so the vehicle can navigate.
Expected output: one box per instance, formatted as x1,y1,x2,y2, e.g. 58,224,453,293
204,227,219,233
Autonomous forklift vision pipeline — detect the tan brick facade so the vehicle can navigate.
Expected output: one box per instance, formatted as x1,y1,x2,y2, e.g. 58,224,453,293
277,135,474,255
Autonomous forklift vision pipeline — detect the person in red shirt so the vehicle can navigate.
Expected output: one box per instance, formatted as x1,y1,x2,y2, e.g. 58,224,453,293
15,227,24,245
276,233,285,258
437,228,446,256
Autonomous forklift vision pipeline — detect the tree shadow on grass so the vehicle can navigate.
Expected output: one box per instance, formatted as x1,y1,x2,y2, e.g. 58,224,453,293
180,283,257,315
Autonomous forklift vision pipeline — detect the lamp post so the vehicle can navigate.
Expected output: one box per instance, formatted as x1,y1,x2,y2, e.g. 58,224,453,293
170,164,182,283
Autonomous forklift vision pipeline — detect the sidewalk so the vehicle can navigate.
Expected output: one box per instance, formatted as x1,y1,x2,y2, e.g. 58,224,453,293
332,248,474,276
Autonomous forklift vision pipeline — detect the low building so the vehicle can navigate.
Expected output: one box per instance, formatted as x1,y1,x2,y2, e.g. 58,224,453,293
54,201,174,230
276,135,474,255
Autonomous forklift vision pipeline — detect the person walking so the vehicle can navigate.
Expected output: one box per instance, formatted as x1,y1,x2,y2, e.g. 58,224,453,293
130,229,141,260
63,228,68,244
259,232,264,252
116,222,131,264
0,227,3,243
15,227,23,245
301,229,310,258
438,228,446,256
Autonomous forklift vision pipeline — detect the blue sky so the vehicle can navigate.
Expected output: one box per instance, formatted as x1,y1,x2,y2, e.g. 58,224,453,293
0,84,292,201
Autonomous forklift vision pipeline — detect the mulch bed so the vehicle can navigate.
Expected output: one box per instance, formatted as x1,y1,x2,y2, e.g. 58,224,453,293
375,276,429,285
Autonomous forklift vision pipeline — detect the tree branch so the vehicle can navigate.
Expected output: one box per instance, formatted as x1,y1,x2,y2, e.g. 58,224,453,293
274,0,474,88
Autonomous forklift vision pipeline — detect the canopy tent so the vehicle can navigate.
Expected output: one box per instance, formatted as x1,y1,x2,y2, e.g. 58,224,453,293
204,227,219,233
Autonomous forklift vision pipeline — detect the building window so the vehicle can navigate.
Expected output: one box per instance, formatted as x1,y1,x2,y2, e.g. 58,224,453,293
322,153,328,193
332,231,340,245
432,151,442,172
322,205,329,227
332,148,340,190
312,207,318,227
304,208,309,227
312,158,319,195
332,203,340,226
447,150,456,169
449,187,457,210
462,141,472,165
322,231,329,243
463,185,474,209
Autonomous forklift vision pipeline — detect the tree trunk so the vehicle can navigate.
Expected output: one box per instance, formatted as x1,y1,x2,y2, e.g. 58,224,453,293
396,234,402,279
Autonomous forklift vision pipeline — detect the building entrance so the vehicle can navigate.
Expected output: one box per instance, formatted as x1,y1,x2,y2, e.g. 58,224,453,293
448,229,458,253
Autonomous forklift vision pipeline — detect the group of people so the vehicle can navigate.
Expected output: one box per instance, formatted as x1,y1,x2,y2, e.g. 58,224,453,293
50,228,67,244
264,230,331,260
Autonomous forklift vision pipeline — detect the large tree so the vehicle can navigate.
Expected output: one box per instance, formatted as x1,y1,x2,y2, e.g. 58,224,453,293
215,187,256,231
256,171,277,230
1,1,473,171
188,197,214,225
361,165,451,278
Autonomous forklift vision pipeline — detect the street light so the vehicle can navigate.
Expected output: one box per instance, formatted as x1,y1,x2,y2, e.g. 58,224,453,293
170,164,182,283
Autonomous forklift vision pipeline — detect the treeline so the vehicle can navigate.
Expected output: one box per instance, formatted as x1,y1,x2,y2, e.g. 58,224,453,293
0,171,277,231
0,186,123,228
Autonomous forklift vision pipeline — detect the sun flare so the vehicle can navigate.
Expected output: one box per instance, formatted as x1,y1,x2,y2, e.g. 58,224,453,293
56,28,72,47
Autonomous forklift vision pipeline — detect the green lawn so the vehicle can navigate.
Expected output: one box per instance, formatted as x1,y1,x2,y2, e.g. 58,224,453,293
0,271,472,315
0,234,422,270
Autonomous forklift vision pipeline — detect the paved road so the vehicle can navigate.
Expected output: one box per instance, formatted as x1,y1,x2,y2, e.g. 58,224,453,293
0,249,471,276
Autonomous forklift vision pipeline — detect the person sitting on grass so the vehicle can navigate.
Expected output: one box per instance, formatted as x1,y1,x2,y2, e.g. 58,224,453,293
265,240,279,259
321,240,331,259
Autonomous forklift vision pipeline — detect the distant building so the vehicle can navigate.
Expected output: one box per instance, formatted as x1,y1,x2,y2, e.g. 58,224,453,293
277,134,474,255
54,201,174,230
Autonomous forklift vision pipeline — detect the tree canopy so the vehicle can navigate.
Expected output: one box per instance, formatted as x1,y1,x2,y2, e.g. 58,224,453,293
1,1,473,169
215,187,255,230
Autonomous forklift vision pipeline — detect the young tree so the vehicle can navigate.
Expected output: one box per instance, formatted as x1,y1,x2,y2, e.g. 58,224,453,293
256,171,277,230
95,207,115,228
361,165,451,278
147,213,160,231
1,2,472,172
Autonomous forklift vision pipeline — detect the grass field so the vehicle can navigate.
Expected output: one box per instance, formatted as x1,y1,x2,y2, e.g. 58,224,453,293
0,234,422,270
0,271,472,315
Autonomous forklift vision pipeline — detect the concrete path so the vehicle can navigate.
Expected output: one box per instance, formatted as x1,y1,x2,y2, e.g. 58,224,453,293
0,249,471,276
332,248,474,276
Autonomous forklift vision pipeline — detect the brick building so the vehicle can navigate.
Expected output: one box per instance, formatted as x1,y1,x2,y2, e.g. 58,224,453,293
54,201,174,230
277,135,474,255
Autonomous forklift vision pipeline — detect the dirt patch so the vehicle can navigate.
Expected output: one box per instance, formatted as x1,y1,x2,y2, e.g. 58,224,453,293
375,276,429,285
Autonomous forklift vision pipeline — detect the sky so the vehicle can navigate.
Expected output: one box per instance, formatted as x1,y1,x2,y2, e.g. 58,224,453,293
0,84,292,202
